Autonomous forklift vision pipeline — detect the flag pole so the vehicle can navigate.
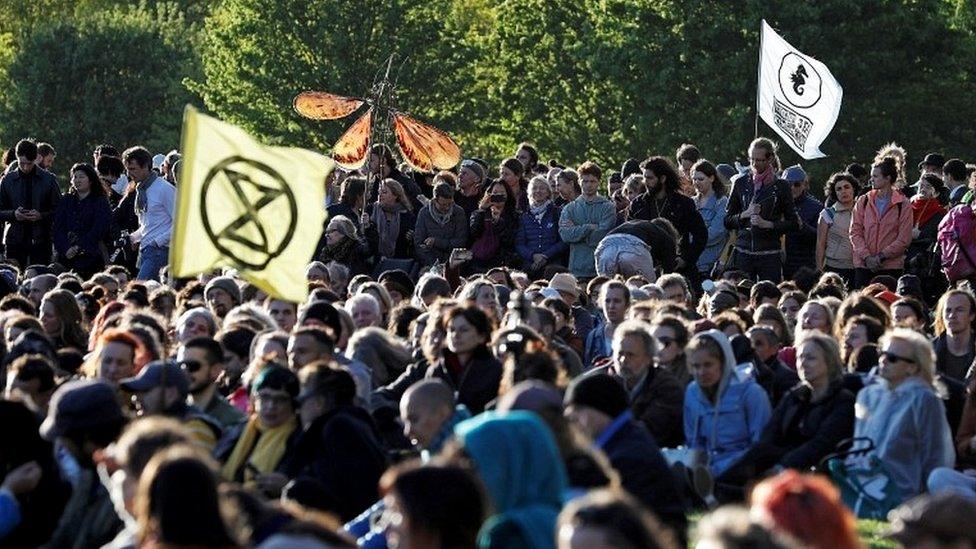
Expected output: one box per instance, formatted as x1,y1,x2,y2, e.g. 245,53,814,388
755,20,763,139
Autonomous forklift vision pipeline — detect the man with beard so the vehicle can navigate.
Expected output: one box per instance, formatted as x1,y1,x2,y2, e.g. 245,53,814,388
120,360,222,451
629,156,707,286
177,337,246,429
723,138,800,282
203,276,241,319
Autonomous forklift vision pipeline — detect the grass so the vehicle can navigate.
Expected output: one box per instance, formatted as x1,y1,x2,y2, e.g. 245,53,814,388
688,513,896,548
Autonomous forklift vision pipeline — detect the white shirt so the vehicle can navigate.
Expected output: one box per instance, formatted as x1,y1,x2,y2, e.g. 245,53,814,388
130,176,175,249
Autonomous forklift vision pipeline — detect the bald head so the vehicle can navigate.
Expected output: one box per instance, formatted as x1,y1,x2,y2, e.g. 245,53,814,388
400,380,456,449
29,274,58,306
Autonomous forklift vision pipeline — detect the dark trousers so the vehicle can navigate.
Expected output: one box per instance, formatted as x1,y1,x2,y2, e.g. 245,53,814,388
731,250,783,283
5,241,52,270
854,268,902,290
824,266,856,291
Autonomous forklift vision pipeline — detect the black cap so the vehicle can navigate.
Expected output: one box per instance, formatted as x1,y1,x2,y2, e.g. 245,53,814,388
119,360,190,394
40,379,124,441
564,373,629,419
918,153,946,170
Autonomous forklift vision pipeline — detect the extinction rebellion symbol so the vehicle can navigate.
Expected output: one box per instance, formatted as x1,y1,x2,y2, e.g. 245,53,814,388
778,52,822,109
200,156,298,270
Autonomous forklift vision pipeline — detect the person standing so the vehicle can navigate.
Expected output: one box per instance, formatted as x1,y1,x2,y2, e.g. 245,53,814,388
816,173,859,287
629,156,707,285
52,163,112,279
850,156,913,288
723,138,799,282
123,146,175,281
782,166,823,280
691,160,730,278
559,162,615,280
0,139,62,268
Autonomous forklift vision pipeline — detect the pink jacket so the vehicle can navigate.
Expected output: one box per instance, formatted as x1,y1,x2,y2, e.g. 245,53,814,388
849,189,913,269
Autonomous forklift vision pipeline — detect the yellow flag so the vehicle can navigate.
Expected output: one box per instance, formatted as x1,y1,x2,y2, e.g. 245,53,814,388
171,106,332,302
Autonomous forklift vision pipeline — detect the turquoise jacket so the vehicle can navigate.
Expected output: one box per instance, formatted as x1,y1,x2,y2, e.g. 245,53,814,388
456,411,568,549
558,195,615,278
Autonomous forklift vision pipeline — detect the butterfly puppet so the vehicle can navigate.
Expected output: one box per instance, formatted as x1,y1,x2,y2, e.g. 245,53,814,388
293,77,461,173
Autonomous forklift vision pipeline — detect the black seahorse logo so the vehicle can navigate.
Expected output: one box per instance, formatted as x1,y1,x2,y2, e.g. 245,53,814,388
791,65,808,96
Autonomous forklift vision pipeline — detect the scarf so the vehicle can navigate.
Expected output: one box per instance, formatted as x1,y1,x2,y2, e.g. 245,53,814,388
752,165,774,191
911,196,946,228
321,234,358,263
372,204,403,258
429,203,453,226
221,415,298,484
135,173,157,213
529,200,551,224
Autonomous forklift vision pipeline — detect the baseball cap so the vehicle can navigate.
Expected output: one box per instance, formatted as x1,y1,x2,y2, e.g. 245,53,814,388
40,379,124,441
119,360,190,394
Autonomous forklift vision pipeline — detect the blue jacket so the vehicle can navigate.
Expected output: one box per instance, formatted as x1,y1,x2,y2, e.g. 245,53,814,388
583,318,612,369
559,195,615,278
696,193,729,273
684,330,772,476
515,203,567,263
854,377,954,501
456,411,567,549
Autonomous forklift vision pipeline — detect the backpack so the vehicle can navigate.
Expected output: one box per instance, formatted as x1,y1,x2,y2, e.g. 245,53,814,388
938,203,976,282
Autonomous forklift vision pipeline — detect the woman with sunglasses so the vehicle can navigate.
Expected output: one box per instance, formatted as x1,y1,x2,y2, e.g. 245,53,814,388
316,215,370,276
853,328,953,502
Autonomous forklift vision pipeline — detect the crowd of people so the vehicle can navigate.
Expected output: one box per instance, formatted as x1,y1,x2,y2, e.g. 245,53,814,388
3,134,976,548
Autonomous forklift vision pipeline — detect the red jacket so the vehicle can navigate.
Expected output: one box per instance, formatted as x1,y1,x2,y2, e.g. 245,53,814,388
849,189,913,269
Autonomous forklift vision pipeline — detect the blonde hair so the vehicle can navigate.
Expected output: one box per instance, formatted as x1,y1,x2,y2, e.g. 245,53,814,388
380,178,412,212
794,331,844,382
873,142,907,188
881,328,936,386
933,289,976,336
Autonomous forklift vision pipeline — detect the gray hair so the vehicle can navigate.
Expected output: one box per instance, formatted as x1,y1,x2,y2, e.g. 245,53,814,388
175,307,217,336
611,319,659,357
347,327,413,386
345,293,381,318
881,328,936,386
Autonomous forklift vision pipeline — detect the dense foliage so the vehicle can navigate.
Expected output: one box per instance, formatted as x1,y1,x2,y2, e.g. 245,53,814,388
1,0,974,183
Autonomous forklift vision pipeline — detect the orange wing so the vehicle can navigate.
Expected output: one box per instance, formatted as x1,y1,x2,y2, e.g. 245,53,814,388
393,112,461,172
332,108,372,169
294,91,364,120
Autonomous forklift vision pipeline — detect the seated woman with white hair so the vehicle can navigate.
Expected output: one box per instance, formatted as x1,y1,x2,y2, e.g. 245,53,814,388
345,293,382,330
855,328,954,502
316,215,370,276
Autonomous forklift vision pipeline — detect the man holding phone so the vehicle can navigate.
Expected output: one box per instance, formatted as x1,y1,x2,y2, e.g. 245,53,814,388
0,138,62,268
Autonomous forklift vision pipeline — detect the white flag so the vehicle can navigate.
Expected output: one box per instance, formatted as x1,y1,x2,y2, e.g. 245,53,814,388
758,20,843,159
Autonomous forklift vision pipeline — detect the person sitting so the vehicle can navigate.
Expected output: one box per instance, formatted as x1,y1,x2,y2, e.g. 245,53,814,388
855,329,954,502
316,215,370,276
557,489,680,549
564,374,688,542
745,324,799,407
588,319,684,448
216,365,302,498
363,178,416,266
684,330,772,478
425,304,502,414
414,181,469,268
283,363,387,522
467,180,519,274
720,332,854,498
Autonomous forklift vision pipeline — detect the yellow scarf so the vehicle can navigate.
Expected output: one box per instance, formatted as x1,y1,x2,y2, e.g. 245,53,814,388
221,415,298,483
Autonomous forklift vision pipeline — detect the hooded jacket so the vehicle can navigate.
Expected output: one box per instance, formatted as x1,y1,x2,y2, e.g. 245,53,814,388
456,411,567,549
684,330,772,477
849,189,913,269
854,376,954,500
559,195,616,279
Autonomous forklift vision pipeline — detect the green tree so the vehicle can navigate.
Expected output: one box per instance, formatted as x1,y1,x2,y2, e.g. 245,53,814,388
0,5,201,173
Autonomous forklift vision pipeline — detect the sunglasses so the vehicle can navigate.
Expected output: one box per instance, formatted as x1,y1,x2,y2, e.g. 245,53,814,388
880,350,916,365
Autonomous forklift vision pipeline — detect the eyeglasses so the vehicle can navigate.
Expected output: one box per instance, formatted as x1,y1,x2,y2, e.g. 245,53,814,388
880,350,916,364
254,393,292,407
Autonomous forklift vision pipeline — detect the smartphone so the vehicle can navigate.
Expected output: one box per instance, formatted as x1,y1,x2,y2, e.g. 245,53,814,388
456,248,473,261
490,193,506,204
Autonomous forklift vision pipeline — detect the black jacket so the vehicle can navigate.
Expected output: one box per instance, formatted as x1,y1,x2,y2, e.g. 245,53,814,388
282,405,388,522
426,347,503,415
745,380,855,471
629,190,707,268
601,418,688,542
723,174,799,253
590,364,685,448
752,356,800,408
0,166,61,247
